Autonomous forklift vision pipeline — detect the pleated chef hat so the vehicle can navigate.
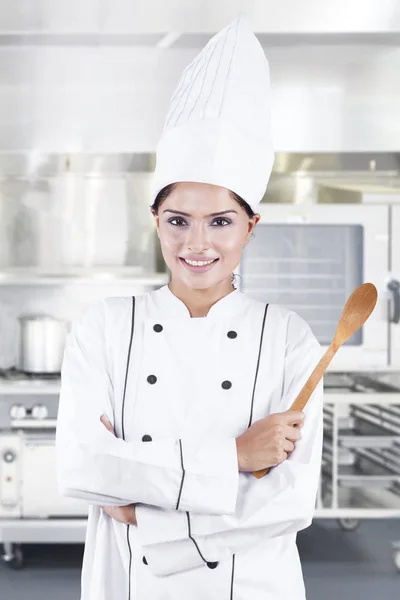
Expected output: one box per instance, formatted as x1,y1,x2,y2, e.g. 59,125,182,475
152,16,274,212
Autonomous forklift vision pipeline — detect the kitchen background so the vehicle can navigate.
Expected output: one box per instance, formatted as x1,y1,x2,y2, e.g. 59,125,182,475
1,1,400,599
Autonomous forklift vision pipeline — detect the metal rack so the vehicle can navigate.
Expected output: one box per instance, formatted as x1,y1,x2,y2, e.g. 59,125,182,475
317,372,400,571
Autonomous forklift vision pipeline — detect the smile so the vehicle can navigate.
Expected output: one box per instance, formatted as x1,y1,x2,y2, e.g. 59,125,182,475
179,257,219,272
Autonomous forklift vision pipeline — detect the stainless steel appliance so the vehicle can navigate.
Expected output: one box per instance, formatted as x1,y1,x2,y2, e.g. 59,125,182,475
239,202,400,371
18,315,69,374
0,369,87,568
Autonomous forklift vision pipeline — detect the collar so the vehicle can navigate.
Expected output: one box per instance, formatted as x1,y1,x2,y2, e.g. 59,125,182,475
152,284,244,321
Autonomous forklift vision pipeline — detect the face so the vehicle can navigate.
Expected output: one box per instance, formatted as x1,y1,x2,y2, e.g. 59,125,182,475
151,182,260,291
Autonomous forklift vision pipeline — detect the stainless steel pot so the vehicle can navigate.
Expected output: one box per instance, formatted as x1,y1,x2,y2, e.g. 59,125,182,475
18,315,69,374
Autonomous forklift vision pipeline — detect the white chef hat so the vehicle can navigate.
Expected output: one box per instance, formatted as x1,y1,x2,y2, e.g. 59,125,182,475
152,16,274,213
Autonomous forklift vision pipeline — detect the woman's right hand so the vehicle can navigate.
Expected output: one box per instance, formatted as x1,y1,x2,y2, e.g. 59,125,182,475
235,410,304,472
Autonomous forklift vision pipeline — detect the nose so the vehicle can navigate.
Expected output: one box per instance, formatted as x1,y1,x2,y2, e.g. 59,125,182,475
186,222,209,253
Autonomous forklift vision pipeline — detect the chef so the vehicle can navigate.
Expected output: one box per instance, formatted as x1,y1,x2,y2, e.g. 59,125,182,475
55,16,323,600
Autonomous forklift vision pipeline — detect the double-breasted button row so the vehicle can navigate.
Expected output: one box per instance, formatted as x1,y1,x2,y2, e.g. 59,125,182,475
222,331,236,388
147,374,157,384
153,324,163,333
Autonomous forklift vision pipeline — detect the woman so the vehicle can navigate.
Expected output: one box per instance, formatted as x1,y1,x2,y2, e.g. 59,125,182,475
56,17,323,600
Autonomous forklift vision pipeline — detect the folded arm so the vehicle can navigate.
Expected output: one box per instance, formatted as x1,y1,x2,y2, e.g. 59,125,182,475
55,300,239,513
134,312,324,577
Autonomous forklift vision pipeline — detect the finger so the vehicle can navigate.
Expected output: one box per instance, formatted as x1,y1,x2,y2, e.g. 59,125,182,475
284,425,302,442
282,411,304,426
274,450,288,466
283,439,295,453
123,507,137,526
114,506,136,526
100,414,115,435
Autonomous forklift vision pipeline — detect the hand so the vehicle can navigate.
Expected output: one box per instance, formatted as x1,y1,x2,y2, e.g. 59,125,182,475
100,504,137,526
235,410,304,472
99,414,137,526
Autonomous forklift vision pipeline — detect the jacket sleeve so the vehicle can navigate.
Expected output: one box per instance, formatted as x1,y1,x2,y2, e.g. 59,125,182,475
55,299,239,512
135,311,324,577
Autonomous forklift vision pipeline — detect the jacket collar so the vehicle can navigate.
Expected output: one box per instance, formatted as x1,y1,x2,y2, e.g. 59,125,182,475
153,284,244,321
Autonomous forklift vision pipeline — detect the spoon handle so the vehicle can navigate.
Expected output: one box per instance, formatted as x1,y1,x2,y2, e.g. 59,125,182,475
252,344,337,479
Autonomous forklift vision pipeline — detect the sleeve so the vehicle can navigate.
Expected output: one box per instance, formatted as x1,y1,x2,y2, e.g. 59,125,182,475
134,311,324,577
55,299,239,512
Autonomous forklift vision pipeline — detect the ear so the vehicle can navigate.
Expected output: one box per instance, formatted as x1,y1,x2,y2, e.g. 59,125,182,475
245,214,260,242
150,208,160,236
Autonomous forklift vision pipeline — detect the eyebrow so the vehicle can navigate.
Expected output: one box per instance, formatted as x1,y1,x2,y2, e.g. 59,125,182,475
162,209,238,217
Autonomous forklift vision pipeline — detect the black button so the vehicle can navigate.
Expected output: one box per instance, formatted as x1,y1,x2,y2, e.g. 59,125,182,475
142,434,152,442
207,561,219,569
147,375,157,384
142,556,148,565
153,324,163,333
221,380,232,390
227,330,237,339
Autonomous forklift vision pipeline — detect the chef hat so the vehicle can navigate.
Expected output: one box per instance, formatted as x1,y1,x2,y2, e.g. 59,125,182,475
152,16,274,212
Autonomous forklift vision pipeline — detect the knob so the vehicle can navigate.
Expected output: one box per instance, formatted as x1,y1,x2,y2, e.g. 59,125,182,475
3,449,16,463
9,404,26,420
31,404,49,420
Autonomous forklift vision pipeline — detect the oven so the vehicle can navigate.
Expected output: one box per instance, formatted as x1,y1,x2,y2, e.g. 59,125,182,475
0,383,87,520
238,203,400,371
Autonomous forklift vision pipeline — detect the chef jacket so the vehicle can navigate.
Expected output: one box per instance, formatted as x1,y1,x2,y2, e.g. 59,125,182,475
55,283,324,600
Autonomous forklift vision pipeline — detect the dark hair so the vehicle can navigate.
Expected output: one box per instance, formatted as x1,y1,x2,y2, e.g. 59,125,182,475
150,183,255,291
150,183,256,218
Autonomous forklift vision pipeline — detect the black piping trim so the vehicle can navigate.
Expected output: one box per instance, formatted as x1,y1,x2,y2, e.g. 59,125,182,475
122,297,136,441
185,512,209,564
247,304,269,429
122,297,135,600
230,554,236,599
176,439,186,510
126,525,132,600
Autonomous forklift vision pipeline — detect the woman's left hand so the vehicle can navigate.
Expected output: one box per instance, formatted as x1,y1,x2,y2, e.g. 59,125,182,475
99,414,137,526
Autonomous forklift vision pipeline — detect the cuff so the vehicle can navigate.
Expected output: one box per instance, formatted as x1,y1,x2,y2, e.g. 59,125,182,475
135,505,230,577
177,436,240,514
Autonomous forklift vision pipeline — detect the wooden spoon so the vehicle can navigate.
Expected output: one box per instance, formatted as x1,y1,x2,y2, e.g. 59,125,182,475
252,282,378,479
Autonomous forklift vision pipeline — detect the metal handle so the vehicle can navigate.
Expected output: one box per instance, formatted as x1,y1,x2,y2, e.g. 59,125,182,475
387,279,400,324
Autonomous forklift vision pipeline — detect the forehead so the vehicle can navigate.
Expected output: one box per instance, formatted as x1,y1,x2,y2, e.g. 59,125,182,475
164,182,236,214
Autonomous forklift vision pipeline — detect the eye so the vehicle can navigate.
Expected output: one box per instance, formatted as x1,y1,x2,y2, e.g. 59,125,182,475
168,217,188,227
211,217,232,227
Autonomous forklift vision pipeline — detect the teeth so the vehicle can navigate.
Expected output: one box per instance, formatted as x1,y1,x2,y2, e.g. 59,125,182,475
183,258,216,266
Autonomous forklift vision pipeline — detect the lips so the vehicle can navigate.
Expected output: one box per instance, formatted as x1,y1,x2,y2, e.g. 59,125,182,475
179,257,219,273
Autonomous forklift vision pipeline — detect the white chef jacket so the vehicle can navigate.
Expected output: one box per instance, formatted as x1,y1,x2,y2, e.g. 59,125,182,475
55,284,324,600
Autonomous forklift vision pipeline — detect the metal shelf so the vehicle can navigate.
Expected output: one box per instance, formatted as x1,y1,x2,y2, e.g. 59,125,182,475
0,381,60,396
0,518,87,544
338,425,399,449
0,268,169,287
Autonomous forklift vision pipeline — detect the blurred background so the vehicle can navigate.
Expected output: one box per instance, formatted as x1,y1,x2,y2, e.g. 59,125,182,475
0,1,400,598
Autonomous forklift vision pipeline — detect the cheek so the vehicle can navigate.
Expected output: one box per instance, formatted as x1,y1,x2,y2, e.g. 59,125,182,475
211,227,246,253
158,225,186,252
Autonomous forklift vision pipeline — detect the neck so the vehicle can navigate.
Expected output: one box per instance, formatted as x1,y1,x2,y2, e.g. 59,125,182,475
168,278,235,318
